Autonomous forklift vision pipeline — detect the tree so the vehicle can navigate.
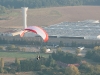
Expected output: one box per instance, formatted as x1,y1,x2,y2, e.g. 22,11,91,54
0,68,4,73
85,50,94,59
0,5,6,14
94,46,99,50
15,58,21,72
0,58,4,68
65,65,80,75
6,45,15,51
33,60,41,71
56,47,62,52
0,58,4,73
75,49,81,56
46,55,56,67
93,65,100,75
52,49,81,63
0,0,99,9
0,46,4,51
15,58,20,66
6,45,20,51
59,41,64,47
40,46,46,53
21,48,26,52
11,45,16,49
79,62,94,75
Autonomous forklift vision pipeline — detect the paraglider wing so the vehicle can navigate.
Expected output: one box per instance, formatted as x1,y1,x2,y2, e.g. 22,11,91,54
20,26,49,42
20,30,27,37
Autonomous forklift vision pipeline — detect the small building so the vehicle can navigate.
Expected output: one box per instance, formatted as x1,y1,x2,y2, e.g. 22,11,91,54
46,48,51,53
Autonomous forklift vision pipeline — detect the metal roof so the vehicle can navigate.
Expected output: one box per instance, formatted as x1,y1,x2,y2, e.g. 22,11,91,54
44,20,100,39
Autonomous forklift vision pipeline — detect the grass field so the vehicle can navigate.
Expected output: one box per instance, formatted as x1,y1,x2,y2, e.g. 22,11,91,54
0,52,50,62
0,52,49,58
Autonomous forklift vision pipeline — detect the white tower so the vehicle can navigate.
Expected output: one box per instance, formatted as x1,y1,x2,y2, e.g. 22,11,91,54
21,7,28,28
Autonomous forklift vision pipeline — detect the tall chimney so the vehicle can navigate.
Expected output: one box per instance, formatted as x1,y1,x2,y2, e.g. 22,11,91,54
21,7,28,28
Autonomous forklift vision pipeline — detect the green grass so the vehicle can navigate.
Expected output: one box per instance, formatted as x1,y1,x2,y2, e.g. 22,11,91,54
0,52,50,58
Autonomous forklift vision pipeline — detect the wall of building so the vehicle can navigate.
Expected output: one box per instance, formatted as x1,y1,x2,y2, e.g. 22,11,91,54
0,36,100,47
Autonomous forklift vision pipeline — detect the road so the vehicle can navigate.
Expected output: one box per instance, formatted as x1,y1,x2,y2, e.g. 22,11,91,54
50,47,91,57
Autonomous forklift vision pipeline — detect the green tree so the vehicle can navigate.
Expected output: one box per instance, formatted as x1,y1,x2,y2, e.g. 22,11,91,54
65,65,80,75
46,55,56,67
6,45,20,51
0,0,99,9
59,41,64,47
15,47,20,51
52,49,81,63
6,45,15,51
40,46,46,53
33,60,41,71
79,62,94,75
93,65,100,75
15,58,20,65
15,58,21,72
0,5,6,14
85,50,93,59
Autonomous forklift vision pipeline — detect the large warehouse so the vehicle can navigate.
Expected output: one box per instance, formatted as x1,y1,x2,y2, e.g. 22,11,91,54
44,20,100,40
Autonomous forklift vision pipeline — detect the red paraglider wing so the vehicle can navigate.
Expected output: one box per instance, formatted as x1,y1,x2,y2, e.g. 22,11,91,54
20,26,49,42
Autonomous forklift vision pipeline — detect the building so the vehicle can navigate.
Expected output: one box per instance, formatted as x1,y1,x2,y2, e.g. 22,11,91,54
44,20,100,40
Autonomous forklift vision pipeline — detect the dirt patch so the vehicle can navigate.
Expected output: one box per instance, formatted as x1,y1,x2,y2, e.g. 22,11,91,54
2,57,26,63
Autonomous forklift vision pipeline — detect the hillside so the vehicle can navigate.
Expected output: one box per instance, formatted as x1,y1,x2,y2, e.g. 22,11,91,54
0,6,100,29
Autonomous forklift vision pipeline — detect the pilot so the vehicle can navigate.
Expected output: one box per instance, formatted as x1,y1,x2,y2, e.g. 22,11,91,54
37,55,41,60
